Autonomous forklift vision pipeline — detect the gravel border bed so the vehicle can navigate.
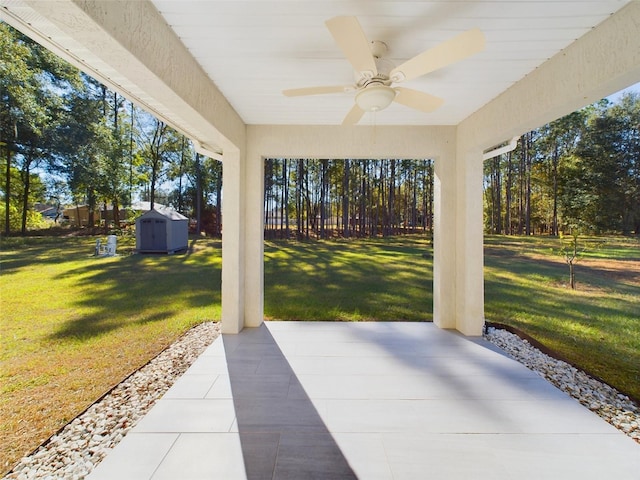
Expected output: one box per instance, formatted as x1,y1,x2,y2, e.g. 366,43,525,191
4,322,638,479
4,322,221,480
484,326,640,444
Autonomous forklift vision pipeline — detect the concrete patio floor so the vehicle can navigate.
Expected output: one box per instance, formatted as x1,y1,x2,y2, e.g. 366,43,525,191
89,321,640,479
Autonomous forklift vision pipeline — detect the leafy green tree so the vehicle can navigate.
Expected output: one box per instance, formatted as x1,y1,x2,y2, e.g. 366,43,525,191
0,164,47,231
166,136,192,215
180,154,222,236
1,22,82,233
99,91,136,227
136,113,183,209
537,111,586,235
573,99,638,233
609,92,640,234
54,76,107,227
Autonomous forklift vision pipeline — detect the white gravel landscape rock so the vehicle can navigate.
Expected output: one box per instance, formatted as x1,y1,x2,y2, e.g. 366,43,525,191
4,322,638,479
484,326,640,443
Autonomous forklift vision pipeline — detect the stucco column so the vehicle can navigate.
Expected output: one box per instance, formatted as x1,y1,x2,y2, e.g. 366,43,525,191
244,153,265,327
433,143,485,335
455,148,485,335
433,153,457,330
221,149,246,334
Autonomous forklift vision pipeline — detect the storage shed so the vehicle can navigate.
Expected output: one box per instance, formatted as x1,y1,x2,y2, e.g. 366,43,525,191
135,206,188,253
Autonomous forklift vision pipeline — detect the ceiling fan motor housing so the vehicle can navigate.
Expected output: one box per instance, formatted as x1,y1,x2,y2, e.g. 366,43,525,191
356,84,396,112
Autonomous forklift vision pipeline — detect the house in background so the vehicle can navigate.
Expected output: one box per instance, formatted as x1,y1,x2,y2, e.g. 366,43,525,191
62,205,96,227
34,203,60,222
62,202,177,227
63,204,125,227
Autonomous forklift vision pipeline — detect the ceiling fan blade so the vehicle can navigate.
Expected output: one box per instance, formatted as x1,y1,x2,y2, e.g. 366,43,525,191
390,28,485,82
326,16,377,77
342,104,365,125
394,87,444,113
283,85,354,97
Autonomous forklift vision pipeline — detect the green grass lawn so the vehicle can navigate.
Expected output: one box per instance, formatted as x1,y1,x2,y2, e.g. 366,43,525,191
1,233,638,473
264,237,433,321
484,234,640,403
0,235,221,472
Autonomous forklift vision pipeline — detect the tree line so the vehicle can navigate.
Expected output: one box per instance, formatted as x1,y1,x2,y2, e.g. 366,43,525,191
264,158,434,239
483,94,640,236
267,92,639,240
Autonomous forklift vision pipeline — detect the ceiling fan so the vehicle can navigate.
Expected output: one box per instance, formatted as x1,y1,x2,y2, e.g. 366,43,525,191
283,16,485,125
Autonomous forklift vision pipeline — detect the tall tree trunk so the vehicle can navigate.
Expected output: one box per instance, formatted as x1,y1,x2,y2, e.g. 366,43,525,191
388,159,396,236
20,152,32,234
112,95,121,227
320,159,328,239
279,159,284,234
4,136,11,235
215,161,222,236
264,158,272,234
283,159,290,238
149,120,166,211
304,162,310,239
426,159,433,232
342,159,350,238
113,198,119,229
101,84,107,117
551,143,559,236
412,168,418,233
150,167,157,211
177,136,186,213
494,156,502,234
360,168,366,236
103,201,109,234
518,135,525,235
296,159,303,239
380,161,386,236
525,133,532,235
87,189,96,229
505,150,513,235
129,101,134,206
195,153,202,234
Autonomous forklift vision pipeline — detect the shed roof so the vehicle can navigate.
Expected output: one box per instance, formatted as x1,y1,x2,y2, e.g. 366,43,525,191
139,206,188,221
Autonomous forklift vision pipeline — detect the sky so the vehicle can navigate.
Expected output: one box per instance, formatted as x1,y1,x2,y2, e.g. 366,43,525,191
605,81,640,103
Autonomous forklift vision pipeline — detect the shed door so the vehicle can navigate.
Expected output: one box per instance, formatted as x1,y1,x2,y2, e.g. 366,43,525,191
141,218,167,251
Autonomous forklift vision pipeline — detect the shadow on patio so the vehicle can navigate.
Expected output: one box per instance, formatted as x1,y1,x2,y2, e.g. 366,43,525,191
222,325,356,478
89,321,640,479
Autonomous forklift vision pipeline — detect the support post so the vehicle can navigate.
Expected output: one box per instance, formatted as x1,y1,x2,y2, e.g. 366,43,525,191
433,145,485,335
244,153,265,327
455,148,485,335
221,149,245,334
433,153,457,330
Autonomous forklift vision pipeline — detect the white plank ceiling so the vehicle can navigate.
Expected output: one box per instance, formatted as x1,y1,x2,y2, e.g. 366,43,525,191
152,1,631,126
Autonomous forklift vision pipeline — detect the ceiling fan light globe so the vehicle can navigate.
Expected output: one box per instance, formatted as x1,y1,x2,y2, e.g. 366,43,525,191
355,85,396,112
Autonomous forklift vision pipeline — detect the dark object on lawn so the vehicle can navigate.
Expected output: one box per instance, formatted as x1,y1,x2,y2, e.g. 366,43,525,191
136,207,188,254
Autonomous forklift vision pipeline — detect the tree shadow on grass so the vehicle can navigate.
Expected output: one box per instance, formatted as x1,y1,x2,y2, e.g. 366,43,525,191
264,239,433,321
48,245,222,341
49,310,178,341
0,237,99,274
486,248,639,321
